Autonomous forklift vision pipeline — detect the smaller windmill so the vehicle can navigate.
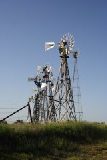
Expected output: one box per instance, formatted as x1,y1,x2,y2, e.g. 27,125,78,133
28,65,55,122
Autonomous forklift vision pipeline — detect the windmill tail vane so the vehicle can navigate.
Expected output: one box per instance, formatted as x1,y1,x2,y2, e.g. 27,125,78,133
45,42,55,51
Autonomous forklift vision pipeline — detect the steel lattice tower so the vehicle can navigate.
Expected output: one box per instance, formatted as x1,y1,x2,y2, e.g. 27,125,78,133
53,34,77,120
72,51,83,121
28,65,56,122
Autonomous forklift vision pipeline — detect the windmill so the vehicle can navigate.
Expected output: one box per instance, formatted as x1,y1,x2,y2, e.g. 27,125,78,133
45,33,82,121
28,65,56,122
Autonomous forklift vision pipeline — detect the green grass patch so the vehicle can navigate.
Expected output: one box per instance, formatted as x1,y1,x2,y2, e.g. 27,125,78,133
0,121,107,159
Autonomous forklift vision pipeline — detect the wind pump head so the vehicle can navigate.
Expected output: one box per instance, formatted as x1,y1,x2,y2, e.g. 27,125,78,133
58,33,74,56
28,65,54,91
45,33,79,59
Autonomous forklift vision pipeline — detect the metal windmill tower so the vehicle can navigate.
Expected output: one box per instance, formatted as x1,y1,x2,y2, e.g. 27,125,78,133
28,65,56,122
72,51,83,121
45,33,81,121
54,34,76,120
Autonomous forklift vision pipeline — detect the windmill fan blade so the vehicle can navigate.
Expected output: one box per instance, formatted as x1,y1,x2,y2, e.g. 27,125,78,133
45,42,55,51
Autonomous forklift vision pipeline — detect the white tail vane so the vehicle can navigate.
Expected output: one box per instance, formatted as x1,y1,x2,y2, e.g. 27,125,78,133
45,42,55,51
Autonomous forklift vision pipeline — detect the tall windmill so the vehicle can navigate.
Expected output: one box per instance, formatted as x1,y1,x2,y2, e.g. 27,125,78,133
45,33,82,121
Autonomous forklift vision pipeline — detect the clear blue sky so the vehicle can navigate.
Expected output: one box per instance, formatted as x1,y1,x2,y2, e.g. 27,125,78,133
0,0,107,122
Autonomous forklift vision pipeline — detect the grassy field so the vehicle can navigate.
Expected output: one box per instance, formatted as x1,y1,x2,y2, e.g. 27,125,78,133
0,121,107,160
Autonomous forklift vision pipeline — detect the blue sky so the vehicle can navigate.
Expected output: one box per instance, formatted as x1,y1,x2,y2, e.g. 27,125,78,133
0,0,107,122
